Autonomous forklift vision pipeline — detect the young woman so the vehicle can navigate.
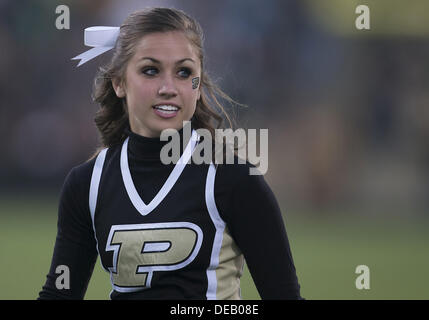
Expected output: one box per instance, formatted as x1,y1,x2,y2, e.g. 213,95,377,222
38,7,302,300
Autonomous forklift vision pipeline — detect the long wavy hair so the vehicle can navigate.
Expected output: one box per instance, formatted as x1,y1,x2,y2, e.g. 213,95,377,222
91,7,242,158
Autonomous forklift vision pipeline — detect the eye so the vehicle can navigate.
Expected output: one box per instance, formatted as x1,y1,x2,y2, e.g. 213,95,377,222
178,67,191,78
141,67,158,76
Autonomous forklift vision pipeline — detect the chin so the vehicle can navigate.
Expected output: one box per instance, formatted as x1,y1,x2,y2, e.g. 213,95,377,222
161,118,190,129
150,121,181,136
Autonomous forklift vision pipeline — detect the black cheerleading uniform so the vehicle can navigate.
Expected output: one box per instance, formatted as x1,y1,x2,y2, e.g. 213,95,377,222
38,126,302,300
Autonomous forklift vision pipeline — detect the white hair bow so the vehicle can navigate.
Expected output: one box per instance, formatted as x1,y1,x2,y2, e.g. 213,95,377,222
71,26,119,67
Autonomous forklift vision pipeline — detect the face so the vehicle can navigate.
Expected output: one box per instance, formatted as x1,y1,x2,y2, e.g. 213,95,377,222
113,31,201,137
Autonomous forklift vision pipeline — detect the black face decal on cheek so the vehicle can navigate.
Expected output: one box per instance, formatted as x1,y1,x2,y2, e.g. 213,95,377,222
192,77,200,89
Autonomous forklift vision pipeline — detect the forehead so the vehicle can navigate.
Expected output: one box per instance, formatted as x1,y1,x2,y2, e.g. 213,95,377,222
131,31,199,63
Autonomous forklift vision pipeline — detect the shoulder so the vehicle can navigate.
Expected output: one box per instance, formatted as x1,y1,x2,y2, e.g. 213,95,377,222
57,157,96,214
212,157,282,234
65,157,97,189
213,156,274,214
62,145,123,200
214,156,265,188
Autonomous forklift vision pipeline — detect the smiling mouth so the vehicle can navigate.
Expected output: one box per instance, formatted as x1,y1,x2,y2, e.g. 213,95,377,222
153,104,180,118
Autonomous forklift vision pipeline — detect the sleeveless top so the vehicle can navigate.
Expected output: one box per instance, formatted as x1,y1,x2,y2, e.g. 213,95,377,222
90,130,243,299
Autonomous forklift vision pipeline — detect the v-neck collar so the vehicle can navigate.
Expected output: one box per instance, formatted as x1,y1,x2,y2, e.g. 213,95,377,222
120,129,198,216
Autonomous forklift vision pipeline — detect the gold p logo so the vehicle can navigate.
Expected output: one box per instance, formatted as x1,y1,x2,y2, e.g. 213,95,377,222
106,222,203,292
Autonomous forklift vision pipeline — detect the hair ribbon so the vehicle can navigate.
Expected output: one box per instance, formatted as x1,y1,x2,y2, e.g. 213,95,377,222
71,26,119,67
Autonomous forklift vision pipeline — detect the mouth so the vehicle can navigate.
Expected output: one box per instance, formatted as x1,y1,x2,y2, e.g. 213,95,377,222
152,104,180,118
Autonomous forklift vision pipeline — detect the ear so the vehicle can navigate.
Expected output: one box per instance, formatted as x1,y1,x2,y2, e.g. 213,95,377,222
112,77,126,98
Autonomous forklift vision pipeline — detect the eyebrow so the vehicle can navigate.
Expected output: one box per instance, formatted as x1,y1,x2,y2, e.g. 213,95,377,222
139,57,195,64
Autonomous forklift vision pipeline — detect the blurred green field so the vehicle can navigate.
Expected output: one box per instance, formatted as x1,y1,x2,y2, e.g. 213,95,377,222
1,195,428,300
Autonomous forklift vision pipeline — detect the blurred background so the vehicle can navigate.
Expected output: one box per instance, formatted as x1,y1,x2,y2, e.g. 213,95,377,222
1,0,428,299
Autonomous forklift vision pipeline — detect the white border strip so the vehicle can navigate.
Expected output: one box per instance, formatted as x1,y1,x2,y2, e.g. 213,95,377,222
89,148,108,229
121,130,199,216
205,164,226,300
88,147,108,273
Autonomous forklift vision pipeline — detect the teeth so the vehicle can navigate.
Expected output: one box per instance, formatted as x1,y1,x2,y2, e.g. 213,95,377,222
154,105,178,111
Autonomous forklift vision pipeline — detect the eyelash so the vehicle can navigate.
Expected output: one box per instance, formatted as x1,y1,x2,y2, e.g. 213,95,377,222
141,67,192,78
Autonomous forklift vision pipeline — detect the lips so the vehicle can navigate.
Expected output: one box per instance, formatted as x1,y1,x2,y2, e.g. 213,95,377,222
153,104,180,118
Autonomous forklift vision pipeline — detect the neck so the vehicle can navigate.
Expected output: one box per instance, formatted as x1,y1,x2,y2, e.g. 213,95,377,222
125,125,191,161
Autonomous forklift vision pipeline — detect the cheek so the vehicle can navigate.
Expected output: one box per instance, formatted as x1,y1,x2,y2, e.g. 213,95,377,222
128,80,156,106
183,93,198,115
183,84,200,103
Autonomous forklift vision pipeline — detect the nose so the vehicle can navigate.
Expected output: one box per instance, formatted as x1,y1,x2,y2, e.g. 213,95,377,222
158,75,178,98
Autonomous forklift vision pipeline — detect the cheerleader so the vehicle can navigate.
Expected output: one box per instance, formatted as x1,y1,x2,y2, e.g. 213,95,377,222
38,7,302,300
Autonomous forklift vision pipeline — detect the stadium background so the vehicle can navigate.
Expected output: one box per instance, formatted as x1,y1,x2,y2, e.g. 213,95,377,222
1,0,428,299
